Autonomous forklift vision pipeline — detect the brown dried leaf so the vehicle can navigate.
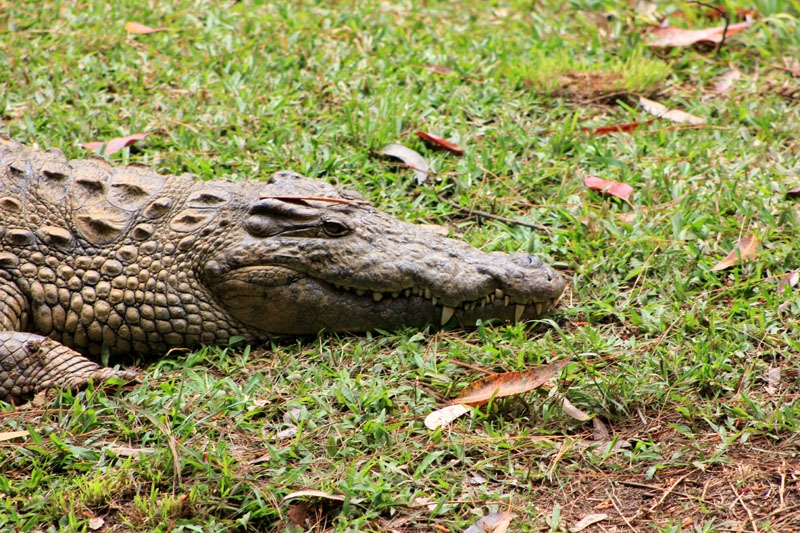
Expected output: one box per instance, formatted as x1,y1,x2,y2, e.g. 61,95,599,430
82,132,149,155
710,234,759,271
124,21,173,34
452,359,570,406
582,120,652,136
381,143,429,184
647,21,750,47
417,131,464,155
584,175,634,203
464,511,516,533
88,517,105,531
639,97,706,125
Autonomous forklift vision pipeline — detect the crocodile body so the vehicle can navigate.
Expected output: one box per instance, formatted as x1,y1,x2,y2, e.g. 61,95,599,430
0,135,565,402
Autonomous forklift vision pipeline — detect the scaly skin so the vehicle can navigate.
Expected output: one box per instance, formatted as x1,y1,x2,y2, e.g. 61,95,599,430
0,135,565,402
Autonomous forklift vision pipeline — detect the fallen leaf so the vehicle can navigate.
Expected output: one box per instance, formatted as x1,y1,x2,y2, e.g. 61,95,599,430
82,132,149,155
464,511,516,533
417,131,464,155
124,21,173,34
423,63,455,75
778,271,798,293
0,430,29,442
282,489,346,503
782,56,800,77
764,366,781,395
108,446,156,458
639,96,706,125
275,427,298,440
88,517,105,531
452,358,570,406
714,69,741,93
710,234,759,271
787,184,800,198
584,175,634,203
381,143,429,184
592,418,610,441
569,513,609,532
424,404,470,430
647,21,750,47
582,120,652,136
410,497,438,510
561,397,592,421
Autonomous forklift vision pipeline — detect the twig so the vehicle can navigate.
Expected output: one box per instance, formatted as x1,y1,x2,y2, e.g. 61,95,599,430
689,1,729,55
649,473,690,512
606,488,640,533
729,482,759,533
437,194,551,233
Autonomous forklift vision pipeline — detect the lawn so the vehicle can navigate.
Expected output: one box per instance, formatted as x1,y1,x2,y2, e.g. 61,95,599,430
1,0,800,531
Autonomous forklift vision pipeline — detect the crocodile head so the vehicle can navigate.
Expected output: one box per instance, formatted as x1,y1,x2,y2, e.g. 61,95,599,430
200,172,566,335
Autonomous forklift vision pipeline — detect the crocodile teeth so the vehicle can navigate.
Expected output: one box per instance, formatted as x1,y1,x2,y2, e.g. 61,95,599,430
504,296,510,306
431,296,438,306
356,289,366,296
441,306,455,325
514,304,525,322
391,291,400,298
495,289,504,299
424,288,432,299
373,292,384,302
535,302,544,315
405,288,411,297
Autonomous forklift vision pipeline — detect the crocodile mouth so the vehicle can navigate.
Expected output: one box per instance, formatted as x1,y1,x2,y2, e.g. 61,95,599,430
214,265,563,335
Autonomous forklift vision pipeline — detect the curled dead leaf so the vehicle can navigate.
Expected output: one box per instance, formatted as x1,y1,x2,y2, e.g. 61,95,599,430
124,21,174,34
569,513,609,532
82,132,150,155
561,397,592,421
424,404,470,430
778,271,798,294
583,175,634,203
787,184,800,198
464,511,516,533
639,96,706,125
282,489,346,503
0,430,29,442
647,21,750,47
381,143,429,184
709,234,759,271
417,131,464,155
452,358,570,406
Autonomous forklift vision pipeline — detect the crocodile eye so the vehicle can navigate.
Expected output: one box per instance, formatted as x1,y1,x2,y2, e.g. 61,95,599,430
322,220,350,237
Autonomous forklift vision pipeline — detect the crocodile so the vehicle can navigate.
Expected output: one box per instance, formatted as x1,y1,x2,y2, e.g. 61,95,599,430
0,135,565,403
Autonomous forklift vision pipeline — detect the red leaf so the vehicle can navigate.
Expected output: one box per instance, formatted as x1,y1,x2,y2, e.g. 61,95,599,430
648,21,750,47
581,120,653,136
124,21,173,34
584,175,634,203
82,133,149,155
416,131,464,155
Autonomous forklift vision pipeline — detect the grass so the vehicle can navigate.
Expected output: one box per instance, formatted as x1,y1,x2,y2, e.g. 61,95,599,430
1,0,800,531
